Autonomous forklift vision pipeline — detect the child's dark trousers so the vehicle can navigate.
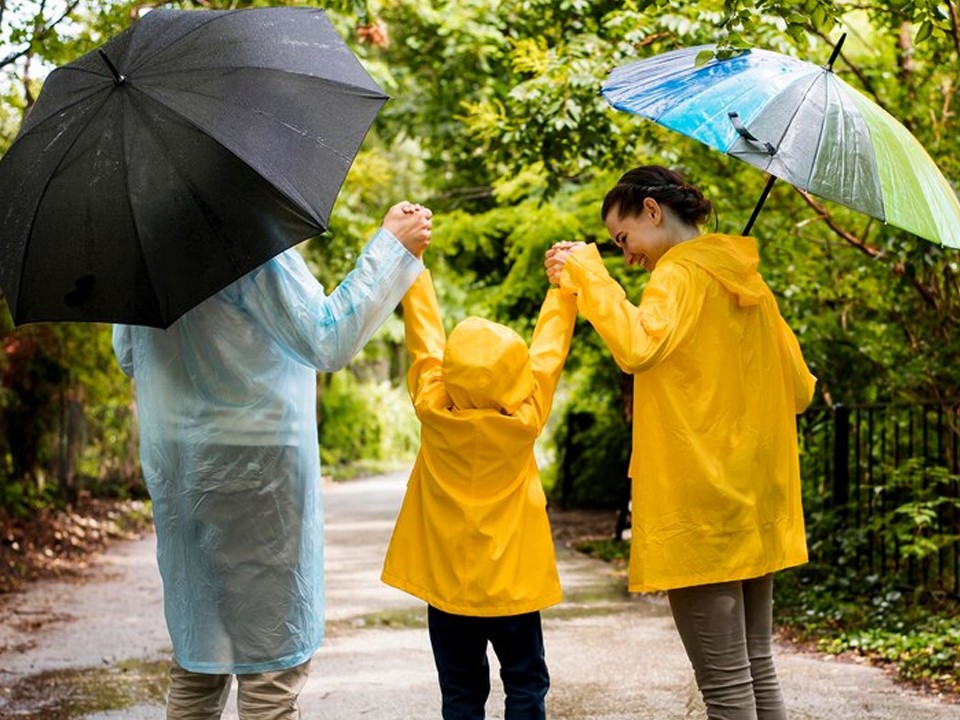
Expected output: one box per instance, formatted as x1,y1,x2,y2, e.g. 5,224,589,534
427,605,549,720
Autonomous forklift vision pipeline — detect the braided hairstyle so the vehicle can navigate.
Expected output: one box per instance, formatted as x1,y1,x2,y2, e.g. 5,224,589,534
601,166,713,228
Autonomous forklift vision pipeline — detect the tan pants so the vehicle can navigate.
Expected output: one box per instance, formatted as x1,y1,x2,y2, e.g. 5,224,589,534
166,658,312,720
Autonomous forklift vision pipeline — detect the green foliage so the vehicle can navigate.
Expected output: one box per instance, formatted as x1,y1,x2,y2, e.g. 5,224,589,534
871,460,960,562
775,567,960,695
575,536,630,563
0,319,140,511
318,369,419,473
551,336,632,509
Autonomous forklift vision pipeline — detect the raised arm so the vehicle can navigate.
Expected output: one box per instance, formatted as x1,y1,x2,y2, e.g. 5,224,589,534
236,228,421,371
558,243,689,373
528,288,578,427
400,269,447,405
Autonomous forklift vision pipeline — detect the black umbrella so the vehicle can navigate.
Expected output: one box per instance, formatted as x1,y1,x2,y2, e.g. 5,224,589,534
0,7,387,328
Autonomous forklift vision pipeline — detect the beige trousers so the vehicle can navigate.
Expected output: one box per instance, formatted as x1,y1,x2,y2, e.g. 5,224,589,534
166,658,312,720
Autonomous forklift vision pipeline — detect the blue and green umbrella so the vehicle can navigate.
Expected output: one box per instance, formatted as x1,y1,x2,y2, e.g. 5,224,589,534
601,37,960,248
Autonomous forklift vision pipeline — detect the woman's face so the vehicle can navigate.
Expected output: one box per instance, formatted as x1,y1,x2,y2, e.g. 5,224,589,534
603,198,672,272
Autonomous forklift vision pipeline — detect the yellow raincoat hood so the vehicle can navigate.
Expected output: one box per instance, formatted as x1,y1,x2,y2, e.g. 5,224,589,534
443,317,535,414
672,234,768,307
560,235,816,593
382,271,577,616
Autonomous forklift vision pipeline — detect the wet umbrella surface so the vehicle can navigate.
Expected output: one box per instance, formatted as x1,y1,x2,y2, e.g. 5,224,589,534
0,7,387,328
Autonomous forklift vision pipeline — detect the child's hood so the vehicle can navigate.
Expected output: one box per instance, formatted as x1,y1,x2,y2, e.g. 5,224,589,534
442,317,534,414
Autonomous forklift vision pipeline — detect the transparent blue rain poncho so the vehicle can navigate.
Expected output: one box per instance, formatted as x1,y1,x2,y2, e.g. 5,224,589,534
113,229,422,674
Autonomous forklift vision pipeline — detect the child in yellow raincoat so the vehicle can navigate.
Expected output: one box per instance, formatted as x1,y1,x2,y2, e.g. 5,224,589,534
545,166,817,720
382,268,577,720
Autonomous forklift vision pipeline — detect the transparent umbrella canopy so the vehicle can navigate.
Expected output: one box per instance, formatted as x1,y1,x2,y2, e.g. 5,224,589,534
602,35,960,248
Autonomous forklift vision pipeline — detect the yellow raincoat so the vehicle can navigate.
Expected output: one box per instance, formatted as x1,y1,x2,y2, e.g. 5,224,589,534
559,235,816,593
382,270,577,616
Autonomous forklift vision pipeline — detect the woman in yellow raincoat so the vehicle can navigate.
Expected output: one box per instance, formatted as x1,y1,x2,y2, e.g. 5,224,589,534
545,166,816,720
382,268,577,720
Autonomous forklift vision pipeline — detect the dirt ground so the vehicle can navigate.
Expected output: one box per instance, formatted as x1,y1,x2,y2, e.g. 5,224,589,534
0,498,153,595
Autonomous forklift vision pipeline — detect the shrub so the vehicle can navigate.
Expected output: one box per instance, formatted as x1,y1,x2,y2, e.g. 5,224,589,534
318,370,418,474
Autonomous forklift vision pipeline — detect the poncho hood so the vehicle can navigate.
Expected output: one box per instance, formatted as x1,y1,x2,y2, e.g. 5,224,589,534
442,317,534,414
664,233,766,307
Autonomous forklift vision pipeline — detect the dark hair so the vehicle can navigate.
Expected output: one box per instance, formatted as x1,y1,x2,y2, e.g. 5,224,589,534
601,166,713,228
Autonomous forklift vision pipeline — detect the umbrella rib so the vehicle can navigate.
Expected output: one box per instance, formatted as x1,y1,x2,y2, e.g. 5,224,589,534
13,89,119,315
138,79,362,165
134,65,384,103
125,11,233,77
117,93,165,324
17,70,122,136
776,72,827,187
129,92,252,284
134,85,324,230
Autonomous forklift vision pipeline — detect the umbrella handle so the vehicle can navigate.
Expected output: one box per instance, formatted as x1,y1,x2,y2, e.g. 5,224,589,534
729,113,776,156
742,174,777,236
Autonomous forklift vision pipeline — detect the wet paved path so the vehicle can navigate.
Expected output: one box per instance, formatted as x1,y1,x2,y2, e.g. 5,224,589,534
1,471,958,719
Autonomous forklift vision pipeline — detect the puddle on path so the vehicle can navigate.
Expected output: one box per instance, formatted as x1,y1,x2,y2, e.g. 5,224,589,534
0,658,167,719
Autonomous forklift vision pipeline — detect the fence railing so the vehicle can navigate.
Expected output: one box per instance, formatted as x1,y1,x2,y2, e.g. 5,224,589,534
798,402,960,597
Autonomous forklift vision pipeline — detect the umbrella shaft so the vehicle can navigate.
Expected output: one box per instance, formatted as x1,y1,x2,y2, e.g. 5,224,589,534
742,174,777,236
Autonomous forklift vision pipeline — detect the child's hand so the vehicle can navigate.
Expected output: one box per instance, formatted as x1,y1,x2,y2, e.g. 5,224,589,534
545,241,585,285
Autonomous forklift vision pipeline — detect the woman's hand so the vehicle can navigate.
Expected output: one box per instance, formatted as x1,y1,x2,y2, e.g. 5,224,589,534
383,202,433,258
544,241,585,285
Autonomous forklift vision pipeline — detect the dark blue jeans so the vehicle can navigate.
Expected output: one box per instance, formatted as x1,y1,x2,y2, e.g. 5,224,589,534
427,606,549,720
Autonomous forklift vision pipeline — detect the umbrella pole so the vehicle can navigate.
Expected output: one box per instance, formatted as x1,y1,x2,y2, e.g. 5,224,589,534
742,174,776,236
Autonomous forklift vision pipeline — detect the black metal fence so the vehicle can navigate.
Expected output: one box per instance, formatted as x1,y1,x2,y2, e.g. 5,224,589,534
798,402,960,597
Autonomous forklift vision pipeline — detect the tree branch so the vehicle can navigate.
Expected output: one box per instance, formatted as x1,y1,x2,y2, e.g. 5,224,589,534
22,50,34,115
0,0,83,71
796,190,882,258
795,189,945,311
897,22,916,129
947,0,960,63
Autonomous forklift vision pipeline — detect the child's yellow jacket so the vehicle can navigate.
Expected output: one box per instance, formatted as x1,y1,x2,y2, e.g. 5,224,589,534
560,236,816,593
381,270,577,616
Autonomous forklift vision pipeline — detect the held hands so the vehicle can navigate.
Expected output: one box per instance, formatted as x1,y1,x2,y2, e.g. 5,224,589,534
383,201,433,259
544,241,585,285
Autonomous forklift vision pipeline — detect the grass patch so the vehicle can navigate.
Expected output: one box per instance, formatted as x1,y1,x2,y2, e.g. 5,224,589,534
575,537,630,565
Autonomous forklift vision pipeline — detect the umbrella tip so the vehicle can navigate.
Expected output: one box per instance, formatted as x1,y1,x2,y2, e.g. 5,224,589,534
97,49,126,85
825,33,847,72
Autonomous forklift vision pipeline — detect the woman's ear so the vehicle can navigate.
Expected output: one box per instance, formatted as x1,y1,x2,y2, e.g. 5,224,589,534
643,196,662,224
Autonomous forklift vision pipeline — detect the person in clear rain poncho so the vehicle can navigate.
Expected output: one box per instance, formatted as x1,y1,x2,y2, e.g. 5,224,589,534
113,202,431,720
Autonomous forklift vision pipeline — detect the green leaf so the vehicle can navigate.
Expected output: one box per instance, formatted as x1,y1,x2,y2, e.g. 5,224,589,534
695,49,717,66
812,6,827,31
